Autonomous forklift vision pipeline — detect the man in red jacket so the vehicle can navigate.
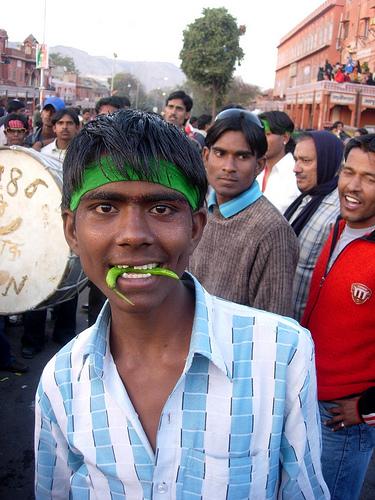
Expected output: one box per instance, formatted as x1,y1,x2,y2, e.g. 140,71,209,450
302,134,375,500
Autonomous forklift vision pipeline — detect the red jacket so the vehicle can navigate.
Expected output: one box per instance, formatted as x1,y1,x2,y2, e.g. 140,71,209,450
302,219,375,400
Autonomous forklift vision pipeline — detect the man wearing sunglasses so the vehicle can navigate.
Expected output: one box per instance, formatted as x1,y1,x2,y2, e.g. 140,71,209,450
3,113,29,146
190,108,299,316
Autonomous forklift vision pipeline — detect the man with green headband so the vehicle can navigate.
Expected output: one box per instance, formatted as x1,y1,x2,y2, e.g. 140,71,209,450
34,110,328,499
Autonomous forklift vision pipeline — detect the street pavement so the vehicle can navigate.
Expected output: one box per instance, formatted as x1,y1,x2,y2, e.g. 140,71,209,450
0,288,374,499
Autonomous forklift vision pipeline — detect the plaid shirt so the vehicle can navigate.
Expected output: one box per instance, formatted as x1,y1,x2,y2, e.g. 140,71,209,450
291,189,340,321
35,275,328,499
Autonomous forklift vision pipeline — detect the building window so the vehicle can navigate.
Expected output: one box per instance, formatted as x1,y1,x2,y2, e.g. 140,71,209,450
342,21,349,39
363,18,370,38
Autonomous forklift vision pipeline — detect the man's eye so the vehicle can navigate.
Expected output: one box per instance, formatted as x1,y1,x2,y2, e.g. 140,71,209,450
214,150,224,157
95,204,115,213
150,205,174,215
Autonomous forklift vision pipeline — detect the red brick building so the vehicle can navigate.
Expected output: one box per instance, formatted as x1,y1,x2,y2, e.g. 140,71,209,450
0,29,108,109
0,30,39,103
273,0,375,129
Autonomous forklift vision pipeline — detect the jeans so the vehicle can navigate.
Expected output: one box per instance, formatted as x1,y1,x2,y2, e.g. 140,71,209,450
319,400,375,500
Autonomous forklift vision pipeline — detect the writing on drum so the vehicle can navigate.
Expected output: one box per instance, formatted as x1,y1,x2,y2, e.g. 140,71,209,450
0,164,50,297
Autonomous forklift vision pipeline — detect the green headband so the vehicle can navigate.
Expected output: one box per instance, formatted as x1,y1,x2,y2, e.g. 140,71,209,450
261,119,271,134
69,157,200,211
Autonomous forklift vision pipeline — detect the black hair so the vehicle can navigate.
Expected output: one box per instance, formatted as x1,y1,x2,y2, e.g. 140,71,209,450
117,95,131,108
82,108,91,115
95,96,124,114
62,109,207,210
205,111,267,159
165,91,193,112
197,114,212,130
344,133,375,161
355,127,369,136
331,121,344,129
52,108,80,126
7,100,25,113
4,113,29,130
258,110,295,154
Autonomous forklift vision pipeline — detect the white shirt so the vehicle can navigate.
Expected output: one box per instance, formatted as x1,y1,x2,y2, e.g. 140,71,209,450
41,139,66,161
35,274,329,499
257,152,300,214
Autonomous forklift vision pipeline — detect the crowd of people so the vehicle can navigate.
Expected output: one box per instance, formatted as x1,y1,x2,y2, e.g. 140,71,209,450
317,57,375,85
0,90,374,499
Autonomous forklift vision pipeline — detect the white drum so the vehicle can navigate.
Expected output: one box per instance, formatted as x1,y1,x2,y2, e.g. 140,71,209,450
0,146,87,314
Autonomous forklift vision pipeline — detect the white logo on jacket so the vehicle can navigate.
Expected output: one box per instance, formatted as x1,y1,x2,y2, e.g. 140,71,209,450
351,283,372,304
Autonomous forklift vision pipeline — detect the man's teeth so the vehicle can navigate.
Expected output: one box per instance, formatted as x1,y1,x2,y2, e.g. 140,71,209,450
345,195,359,204
122,273,152,279
117,263,158,270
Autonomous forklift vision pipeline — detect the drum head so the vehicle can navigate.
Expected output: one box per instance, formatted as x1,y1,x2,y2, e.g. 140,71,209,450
0,146,71,314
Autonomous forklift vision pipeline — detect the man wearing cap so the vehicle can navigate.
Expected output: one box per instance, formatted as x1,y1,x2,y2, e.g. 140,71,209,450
3,113,29,146
0,99,26,146
25,96,65,150
189,108,299,316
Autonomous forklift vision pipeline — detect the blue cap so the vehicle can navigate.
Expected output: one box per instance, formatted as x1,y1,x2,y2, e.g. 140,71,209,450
43,96,65,112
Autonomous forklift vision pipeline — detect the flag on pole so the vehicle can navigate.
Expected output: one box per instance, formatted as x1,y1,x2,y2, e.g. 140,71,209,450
36,44,49,69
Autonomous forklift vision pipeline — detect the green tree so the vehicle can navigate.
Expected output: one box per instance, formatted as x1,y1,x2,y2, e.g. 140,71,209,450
49,52,76,72
112,72,147,108
180,7,245,116
224,77,261,108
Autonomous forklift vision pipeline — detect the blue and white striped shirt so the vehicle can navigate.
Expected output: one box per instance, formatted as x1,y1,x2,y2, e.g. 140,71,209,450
35,275,329,499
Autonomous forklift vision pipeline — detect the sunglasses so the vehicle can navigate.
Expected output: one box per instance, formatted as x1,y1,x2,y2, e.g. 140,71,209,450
215,108,264,129
6,128,27,133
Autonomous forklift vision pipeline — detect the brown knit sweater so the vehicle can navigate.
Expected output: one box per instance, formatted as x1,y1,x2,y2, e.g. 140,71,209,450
189,196,299,316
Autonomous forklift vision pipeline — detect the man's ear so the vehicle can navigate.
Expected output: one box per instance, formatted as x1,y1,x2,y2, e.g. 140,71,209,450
202,146,210,169
62,209,80,256
283,132,291,145
255,156,266,176
189,208,207,255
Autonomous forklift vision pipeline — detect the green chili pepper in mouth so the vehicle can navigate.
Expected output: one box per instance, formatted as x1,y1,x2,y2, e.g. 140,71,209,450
105,266,179,305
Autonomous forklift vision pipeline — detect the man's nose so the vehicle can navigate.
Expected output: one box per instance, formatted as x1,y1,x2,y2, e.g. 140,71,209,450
293,161,302,173
114,207,154,247
346,174,362,191
222,156,236,172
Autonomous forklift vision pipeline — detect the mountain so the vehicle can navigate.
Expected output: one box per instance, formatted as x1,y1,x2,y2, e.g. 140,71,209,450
50,45,186,91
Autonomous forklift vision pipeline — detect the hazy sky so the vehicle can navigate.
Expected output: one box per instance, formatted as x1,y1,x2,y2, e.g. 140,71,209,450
2,0,324,89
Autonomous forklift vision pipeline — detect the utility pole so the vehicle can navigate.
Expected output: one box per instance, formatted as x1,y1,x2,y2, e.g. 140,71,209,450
39,0,47,105
111,53,117,95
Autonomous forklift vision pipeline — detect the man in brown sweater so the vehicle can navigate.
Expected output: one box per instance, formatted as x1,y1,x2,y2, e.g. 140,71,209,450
189,108,299,316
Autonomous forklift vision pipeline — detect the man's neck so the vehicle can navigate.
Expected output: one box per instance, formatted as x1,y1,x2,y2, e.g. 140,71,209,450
109,280,195,360
41,125,54,139
55,138,69,150
266,150,286,170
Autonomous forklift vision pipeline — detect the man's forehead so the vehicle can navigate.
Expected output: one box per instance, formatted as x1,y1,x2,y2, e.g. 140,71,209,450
166,99,186,110
346,147,375,168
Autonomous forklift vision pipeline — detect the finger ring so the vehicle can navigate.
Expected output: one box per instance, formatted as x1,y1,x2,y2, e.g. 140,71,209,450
340,421,345,428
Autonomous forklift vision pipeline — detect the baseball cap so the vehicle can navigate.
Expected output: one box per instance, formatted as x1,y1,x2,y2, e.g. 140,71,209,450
43,96,65,112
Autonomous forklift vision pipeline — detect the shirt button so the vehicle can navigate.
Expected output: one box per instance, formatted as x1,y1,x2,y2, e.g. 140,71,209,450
156,482,168,493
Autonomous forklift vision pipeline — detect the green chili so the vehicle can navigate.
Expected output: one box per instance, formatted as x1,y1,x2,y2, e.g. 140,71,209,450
105,265,179,305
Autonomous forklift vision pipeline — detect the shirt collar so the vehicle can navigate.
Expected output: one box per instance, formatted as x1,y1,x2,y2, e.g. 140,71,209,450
82,273,231,380
208,180,262,218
